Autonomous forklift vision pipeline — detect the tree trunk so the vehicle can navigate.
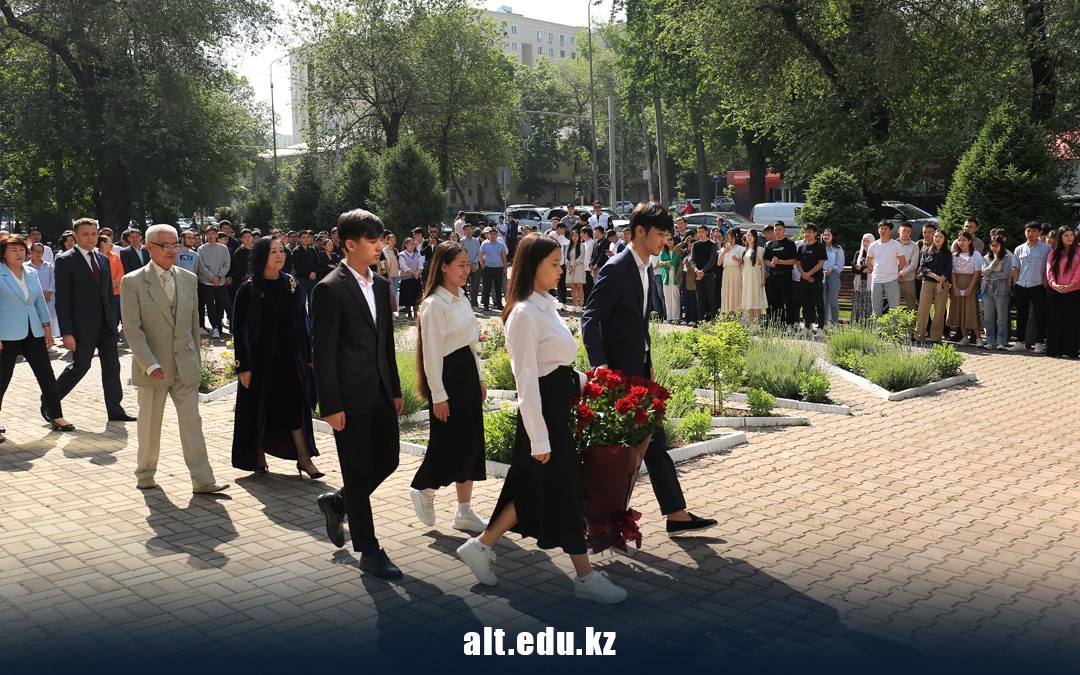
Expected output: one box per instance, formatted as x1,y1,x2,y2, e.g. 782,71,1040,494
692,110,710,207
743,128,767,210
1023,0,1056,124
653,85,668,207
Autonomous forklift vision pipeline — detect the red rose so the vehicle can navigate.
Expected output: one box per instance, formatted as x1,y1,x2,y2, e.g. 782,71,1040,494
646,380,660,396
656,384,670,401
577,404,595,425
630,375,648,389
633,408,648,425
606,373,625,391
585,383,604,399
593,367,611,384
651,398,666,419
629,385,648,403
614,397,635,415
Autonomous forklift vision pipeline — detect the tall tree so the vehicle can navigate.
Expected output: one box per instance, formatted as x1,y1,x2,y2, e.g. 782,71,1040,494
373,137,444,236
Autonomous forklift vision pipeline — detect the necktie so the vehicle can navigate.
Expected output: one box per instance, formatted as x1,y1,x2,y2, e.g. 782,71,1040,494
88,251,100,285
161,270,174,305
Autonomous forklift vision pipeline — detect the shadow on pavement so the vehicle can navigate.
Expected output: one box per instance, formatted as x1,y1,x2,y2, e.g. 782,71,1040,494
141,491,237,568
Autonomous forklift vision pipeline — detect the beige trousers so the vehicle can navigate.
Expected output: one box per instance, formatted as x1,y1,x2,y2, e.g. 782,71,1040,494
899,279,917,310
916,280,950,342
135,381,216,488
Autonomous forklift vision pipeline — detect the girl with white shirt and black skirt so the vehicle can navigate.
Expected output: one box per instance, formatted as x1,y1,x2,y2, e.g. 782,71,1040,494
410,241,489,532
455,233,627,604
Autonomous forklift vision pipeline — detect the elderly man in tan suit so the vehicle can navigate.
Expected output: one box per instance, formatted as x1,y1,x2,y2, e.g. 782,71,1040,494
120,224,228,494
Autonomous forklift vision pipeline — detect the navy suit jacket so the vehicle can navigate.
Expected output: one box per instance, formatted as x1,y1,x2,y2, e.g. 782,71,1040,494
119,245,150,275
581,246,652,379
54,247,117,340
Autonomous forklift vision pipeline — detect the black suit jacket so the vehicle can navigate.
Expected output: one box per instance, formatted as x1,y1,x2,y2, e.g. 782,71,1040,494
119,245,150,275
581,246,652,378
311,264,401,416
54,247,117,340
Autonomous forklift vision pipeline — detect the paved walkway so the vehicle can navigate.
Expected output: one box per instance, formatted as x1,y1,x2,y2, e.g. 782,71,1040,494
1,345,1078,674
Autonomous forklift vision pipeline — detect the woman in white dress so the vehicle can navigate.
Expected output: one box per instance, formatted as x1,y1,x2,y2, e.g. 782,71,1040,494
719,228,744,316
740,229,767,323
564,228,587,312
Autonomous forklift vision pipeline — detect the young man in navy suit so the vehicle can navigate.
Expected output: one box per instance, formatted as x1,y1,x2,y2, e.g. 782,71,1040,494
581,202,717,536
312,209,405,580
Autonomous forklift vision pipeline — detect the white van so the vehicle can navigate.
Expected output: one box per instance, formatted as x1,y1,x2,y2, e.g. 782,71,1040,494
751,202,804,237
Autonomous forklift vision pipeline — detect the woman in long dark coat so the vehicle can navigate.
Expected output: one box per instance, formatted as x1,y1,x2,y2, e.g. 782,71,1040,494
231,237,322,478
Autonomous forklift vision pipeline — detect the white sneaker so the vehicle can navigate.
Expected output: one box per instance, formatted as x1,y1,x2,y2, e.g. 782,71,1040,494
957,337,971,346
996,343,1008,351
975,339,985,348
573,570,627,604
211,329,220,339
1033,342,1046,354
457,538,497,586
452,509,488,533
1009,343,1027,352
409,487,436,526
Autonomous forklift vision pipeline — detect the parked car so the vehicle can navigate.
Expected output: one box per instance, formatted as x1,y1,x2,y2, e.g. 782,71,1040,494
668,198,701,213
879,201,939,228
710,196,735,212
507,207,546,223
750,202,804,227
614,200,636,215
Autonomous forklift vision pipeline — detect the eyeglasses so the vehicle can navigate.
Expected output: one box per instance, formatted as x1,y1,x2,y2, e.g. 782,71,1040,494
149,242,181,251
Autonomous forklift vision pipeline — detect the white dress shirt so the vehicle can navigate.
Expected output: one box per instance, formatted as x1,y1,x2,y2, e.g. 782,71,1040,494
343,261,377,324
419,285,483,404
76,245,98,274
12,269,29,300
506,291,585,456
628,244,650,318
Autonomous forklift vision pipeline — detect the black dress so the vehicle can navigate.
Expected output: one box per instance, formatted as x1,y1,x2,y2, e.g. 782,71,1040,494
490,365,585,555
411,346,486,489
231,274,319,470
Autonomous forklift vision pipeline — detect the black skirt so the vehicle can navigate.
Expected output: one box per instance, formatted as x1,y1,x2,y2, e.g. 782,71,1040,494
491,365,585,555
399,277,422,307
411,347,486,489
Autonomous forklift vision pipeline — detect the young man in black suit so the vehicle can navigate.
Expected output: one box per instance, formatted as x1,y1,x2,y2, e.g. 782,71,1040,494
312,209,405,580
581,202,717,536
53,218,135,422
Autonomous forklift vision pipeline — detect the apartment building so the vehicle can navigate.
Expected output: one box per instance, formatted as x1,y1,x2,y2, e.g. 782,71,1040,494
483,6,585,67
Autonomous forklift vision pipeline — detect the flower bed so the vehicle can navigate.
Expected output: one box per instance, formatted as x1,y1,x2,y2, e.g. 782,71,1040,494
199,340,237,394
824,323,967,394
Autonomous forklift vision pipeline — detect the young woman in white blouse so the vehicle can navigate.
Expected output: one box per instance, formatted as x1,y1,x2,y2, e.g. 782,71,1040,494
456,234,627,604
410,242,489,532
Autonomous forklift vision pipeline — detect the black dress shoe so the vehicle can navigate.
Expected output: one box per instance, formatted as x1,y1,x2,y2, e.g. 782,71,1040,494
0,423,7,433
40,403,50,423
108,412,137,422
50,421,76,432
317,492,345,548
666,513,718,536
359,549,403,580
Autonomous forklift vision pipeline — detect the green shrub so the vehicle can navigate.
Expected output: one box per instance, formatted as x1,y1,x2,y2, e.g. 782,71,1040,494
678,407,712,443
477,320,505,360
798,167,872,253
665,382,699,421
396,351,426,416
825,324,886,364
662,418,681,446
861,350,937,392
834,350,867,376
483,406,517,463
747,388,776,416
798,371,832,403
482,351,516,390
745,338,817,400
574,338,591,371
686,365,712,390
875,307,918,343
928,343,965,379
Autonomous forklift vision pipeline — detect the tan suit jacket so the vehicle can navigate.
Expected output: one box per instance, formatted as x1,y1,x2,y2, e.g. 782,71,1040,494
120,263,201,389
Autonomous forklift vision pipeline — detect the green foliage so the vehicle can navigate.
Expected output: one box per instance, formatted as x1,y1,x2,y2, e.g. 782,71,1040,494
798,372,832,403
938,103,1069,242
825,324,887,365
284,154,323,229
482,351,516,390
745,337,819,400
861,350,937,392
747,388,776,417
334,145,375,213
665,382,699,421
477,320,505,360
677,407,712,444
483,406,517,464
373,137,445,237
799,168,871,249
875,307,918,343
198,341,237,394
928,343,965,380
396,350,426,416
214,206,238,224
243,190,275,232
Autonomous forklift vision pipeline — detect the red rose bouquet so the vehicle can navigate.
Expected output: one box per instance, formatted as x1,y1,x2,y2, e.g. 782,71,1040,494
575,368,670,554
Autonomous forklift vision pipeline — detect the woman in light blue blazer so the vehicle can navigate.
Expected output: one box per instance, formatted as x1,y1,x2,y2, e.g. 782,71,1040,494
0,234,73,438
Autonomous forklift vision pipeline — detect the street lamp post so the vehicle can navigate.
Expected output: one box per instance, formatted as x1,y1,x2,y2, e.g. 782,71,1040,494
269,52,293,208
587,0,600,204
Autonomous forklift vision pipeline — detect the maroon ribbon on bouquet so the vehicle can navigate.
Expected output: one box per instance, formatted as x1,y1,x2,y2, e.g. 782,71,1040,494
585,508,642,554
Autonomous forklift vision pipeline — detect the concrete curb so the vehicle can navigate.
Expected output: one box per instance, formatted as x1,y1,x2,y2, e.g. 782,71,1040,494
694,389,851,415
198,380,237,403
709,415,810,428
817,358,977,401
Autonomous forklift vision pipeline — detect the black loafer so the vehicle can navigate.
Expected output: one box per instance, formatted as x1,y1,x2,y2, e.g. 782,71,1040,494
359,549,403,580
666,513,718,536
40,403,50,423
317,492,346,548
108,412,137,422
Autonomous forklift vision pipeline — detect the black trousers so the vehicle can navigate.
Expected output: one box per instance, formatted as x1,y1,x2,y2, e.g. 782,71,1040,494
466,267,481,306
584,270,594,299
1013,284,1047,347
199,284,233,331
643,424,687,516
481,266,504,309
798,279,825,328
328,398,401,554
696,272,717,321
557,264,567,304
765,277,796,326
55,324,124,416
2,328,63,420
1045,290,1080,357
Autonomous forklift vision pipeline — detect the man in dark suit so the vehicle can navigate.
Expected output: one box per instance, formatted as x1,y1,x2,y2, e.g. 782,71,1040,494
53,218,135,422
312,209,404,580
118,227,151,275
581,202,716,536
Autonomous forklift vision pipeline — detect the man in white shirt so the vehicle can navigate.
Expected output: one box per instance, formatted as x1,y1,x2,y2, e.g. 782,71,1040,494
896,221,920,310
453,211,468,240
866,220,907,317
587,201,610,230
581,227,596,297
548,219,570,306
26,228,53,263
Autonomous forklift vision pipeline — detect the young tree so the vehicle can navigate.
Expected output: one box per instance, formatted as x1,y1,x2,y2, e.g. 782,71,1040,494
373,137,445,237
334,145,376,213
243,191,275,232
284,154,324,229
799,168,872,248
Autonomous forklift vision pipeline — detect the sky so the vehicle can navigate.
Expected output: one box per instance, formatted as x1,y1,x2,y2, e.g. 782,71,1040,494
231,0,621,138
